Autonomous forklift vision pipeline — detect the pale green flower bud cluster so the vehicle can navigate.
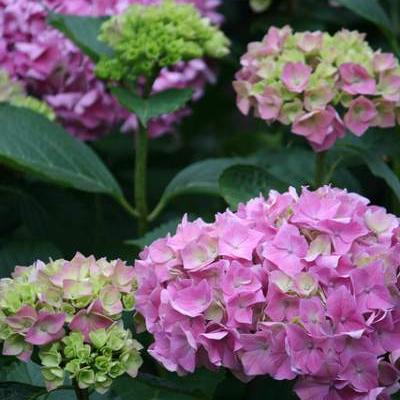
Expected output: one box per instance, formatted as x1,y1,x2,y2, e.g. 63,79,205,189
0,69,55,120
0,253,142,394
96,0,230,82
38,325,143,394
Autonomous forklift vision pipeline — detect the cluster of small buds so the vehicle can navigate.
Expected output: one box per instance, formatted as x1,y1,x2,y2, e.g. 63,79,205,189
96,0,230,82
0,0,222,139
0,69,55,120
0,253,142,393
233,27,400,152
135,186,400,400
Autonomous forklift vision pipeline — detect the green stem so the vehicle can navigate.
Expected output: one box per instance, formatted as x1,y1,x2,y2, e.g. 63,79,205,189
135,123,149,236
314,151,327,188
73,381,90,400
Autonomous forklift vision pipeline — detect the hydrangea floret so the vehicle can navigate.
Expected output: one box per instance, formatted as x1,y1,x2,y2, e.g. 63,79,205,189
0,253,142,393
0,69,55,120
96,0,230,82
0,0,223,139
233,27,400,151
135,186,400,400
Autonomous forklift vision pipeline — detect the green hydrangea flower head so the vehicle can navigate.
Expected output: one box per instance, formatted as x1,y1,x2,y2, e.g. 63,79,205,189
96,0,230,82
0,70,55,120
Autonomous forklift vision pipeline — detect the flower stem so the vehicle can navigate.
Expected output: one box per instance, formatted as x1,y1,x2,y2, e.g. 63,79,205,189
135,123,149,236
314,151,327,188
73,381,90,400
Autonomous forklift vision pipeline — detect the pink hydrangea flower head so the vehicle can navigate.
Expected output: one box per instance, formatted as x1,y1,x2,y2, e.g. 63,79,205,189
135,185,400,399
234,27,400,152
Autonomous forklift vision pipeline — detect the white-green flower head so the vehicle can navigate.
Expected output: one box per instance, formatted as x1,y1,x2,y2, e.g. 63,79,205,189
96,0,230,82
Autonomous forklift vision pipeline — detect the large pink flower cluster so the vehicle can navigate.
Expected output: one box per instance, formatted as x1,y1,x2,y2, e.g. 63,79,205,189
0,0,221,139
135,186,400,400
233,27,400,152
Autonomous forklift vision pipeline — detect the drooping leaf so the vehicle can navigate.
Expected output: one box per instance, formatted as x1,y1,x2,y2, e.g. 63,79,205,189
335,0,392,31
111,87,193,127
48,13,112,61
0,359,44,386
126,218,181,249
0,240,62,278
0,105,123,200
219,164,287,209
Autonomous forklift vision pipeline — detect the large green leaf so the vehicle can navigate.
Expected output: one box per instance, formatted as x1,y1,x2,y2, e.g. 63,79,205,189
0,105,123,200
335,0,392,31
111,87,193,127
0,359,46,400
149,158,247,221
219,164,287,209
48,13,112,62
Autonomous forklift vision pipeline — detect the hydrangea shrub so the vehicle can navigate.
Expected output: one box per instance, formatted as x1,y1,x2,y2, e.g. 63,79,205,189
0,0,223,139
233,27,400,151
0,253,142,393
135,186,400,399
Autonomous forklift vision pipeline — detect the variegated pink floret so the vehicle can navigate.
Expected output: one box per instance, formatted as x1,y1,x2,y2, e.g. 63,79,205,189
233,27,400,152
0,0,221,140
135,186,400,400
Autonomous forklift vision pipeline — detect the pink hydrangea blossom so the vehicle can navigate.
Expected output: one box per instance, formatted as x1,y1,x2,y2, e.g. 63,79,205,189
234,27,400,152
0,0,222,140
135,186,400,399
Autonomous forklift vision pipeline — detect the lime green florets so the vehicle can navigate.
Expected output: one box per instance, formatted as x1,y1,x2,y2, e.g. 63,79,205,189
39,326,143,394
96,0,230,82
0,70,55,120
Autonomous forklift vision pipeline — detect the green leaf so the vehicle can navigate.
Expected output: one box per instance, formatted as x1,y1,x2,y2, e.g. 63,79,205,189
219,165,287,209
0,359,46,400
335,0,392,31
0,105,123,200
126,218,181,249
48,13,112,62
111,87,193,127
0,240,62,278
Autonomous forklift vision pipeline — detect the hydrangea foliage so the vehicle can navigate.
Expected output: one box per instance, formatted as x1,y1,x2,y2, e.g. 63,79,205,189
233,27,400,151
0,0,222,139
135,186,400,399
0,69,55,120
96,0,230,82
0,253,142,393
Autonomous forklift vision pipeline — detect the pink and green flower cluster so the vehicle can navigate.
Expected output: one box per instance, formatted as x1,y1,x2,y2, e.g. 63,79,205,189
0,253,142,393
135,186,400,400
233,27,400,151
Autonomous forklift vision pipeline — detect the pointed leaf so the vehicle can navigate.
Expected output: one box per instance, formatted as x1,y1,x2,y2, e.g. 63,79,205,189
0,105,123,199
48,13,112,61
111,87,193,126
219,164,287,209
335,0,392,31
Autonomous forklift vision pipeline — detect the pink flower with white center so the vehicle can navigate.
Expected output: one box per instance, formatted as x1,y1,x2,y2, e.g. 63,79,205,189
25,312,66,345
169,279,213,317
2,334,33,362
378,72,400,102
255,87,283,121
344,96,378,136
373,53,398,73
69,307,113,342
339,63,376,95
5,305,37,333
262,26,292,55
281,62,312,93
372,99,396,129
296,32,323,54
263,223,308,276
